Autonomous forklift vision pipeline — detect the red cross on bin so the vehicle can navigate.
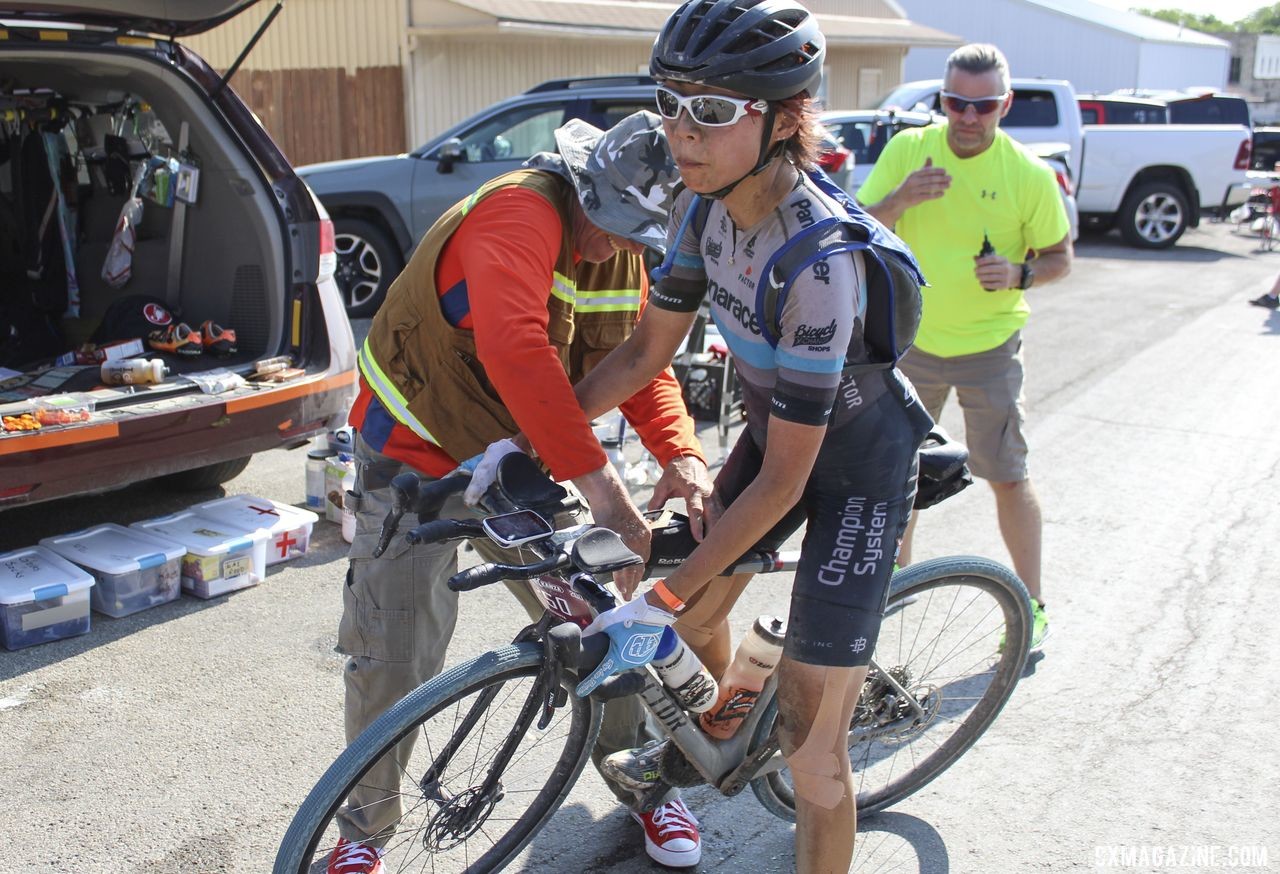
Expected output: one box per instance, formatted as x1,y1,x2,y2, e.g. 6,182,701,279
250,504,281,517
276,530,298,558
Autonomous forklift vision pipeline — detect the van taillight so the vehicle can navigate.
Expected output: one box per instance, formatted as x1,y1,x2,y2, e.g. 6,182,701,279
1055,170,1074,196
818,149,849,173
318,218,336,281
1235,139,1252,171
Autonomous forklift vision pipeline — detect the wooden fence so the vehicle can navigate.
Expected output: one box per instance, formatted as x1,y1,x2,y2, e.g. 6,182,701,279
227,66,406,167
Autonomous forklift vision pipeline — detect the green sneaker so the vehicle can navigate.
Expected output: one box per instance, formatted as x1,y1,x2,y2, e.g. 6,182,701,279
998,600,1049,653
1029,600,1049,650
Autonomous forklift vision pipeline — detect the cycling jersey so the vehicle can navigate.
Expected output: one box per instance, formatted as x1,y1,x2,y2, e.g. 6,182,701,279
652,176,896,444
651,171,934,667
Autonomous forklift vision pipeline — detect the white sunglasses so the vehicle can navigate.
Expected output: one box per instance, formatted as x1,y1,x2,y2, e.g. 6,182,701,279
654,85,769,127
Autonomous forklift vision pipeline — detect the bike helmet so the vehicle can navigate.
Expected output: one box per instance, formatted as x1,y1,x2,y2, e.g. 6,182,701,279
650,0,825,102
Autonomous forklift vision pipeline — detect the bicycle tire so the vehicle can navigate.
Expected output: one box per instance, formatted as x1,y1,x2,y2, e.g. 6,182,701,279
749,555,1031,822
275,643,602,874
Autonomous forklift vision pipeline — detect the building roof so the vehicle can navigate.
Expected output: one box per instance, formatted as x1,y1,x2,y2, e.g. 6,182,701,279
1024,0,1230,48
412,0,962,47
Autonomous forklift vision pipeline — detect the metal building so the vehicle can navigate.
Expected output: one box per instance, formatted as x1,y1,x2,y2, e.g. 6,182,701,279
184,0,959,165
895,0,1230,94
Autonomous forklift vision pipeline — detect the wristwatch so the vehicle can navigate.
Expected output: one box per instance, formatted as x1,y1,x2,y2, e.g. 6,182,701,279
1018,261,1035,290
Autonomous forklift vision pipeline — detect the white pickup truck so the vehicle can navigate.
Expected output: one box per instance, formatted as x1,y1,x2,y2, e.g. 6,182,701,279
877,79,1252,248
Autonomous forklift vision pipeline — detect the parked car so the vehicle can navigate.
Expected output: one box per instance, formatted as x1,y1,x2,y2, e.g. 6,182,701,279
875,78,1251,248
0,1,357,509
299,76,658,316
1077,94,1168,125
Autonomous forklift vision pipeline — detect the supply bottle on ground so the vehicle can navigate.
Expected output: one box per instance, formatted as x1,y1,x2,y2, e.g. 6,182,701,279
653,626,718,713
699,615,786,739
100,358,169,386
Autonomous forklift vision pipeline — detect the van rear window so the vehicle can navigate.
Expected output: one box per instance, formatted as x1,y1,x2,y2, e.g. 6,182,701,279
1168,98,1250,126
1005,90,1059,127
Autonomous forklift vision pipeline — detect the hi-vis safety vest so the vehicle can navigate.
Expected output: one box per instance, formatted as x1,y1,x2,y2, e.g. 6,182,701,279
359,169,645,463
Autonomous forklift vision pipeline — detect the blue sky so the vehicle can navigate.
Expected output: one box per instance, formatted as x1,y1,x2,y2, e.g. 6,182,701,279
1094,1,1273,22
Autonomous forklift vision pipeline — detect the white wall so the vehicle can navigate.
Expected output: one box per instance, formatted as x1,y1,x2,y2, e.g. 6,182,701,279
1136,42,1229,91
897,0,1226,94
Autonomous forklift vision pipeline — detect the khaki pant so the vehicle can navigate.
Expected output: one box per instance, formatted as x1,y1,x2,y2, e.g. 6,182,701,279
898,332,1029,482
336,434,669,845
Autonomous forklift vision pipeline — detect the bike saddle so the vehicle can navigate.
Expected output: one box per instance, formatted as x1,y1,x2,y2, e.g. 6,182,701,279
495,453,571,510
572,527,642,574
915,426,973,510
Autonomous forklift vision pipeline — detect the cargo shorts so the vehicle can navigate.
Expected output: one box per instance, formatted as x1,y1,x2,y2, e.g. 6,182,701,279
898,332,1029,482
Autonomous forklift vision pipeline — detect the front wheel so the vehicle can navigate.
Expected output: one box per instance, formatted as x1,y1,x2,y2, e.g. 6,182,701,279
750,556,1032,821
275,643,602,874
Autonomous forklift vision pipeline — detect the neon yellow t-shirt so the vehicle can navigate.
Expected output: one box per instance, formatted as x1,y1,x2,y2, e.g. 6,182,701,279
857,123,1069,357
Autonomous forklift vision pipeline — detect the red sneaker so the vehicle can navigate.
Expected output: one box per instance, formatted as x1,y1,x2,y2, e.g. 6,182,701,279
631,797,701,867
326,837,384,874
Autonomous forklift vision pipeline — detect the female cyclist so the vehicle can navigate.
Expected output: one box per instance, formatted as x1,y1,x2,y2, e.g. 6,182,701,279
567,0,935,869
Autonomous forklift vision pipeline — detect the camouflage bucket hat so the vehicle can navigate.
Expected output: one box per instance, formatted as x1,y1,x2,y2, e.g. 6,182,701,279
552,110,679,253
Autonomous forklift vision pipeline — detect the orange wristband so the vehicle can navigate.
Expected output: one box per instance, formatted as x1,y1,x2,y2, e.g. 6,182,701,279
651,578,686,614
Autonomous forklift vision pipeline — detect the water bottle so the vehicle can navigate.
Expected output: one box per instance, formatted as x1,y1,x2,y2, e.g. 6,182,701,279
100,358,168,386
699,616,786,739
653,626,718,713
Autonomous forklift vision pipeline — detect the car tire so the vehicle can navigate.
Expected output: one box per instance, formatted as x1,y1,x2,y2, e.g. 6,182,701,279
1118,181,1189,249
333,217,402,318
163,456,252,491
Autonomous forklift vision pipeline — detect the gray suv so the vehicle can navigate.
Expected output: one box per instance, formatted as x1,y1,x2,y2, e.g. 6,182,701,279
298,76,658,316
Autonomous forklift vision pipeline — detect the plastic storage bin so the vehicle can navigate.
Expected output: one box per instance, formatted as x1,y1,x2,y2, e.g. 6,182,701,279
132,511,268,599
191,495,318,566
0,546,94,650
40,524,185,617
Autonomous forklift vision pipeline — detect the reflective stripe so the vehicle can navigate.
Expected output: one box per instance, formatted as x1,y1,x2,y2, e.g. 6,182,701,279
551,272,577,305
575,288,641,313
461,189,484,215
357,340,441,446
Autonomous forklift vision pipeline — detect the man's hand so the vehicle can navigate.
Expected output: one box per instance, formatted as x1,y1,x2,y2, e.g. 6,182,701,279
575,596,676,697
974,254,1019,291
572,463,651,599
462,438,525,506
648,455,714,541
894,157,951,209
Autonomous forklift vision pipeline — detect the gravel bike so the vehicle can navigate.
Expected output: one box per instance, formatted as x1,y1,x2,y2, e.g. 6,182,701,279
275,429,1033,873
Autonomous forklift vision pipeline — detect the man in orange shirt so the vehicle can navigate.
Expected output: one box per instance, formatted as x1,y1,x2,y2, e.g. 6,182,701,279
328,112,710,873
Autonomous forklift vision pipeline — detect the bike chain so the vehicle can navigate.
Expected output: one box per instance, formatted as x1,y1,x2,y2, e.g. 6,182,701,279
659,741,707,788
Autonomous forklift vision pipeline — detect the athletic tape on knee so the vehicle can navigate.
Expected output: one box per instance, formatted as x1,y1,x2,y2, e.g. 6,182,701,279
786,669,857,810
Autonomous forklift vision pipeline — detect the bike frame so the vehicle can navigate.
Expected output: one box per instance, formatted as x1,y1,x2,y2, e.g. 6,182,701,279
517,548,919,799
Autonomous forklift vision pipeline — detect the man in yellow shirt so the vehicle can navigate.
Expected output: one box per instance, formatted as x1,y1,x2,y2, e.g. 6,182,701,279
857,43,1072,647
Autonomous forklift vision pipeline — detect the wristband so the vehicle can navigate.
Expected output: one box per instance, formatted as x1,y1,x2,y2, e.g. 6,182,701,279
651,578,686,614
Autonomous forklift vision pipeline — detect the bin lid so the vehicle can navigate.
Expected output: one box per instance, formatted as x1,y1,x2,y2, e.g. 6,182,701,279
131,511,267,556
191,495,319,535
40,523,186,575
0,546,95,605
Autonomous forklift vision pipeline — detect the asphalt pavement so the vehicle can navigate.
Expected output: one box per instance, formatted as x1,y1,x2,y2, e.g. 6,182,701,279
2,221,1278,873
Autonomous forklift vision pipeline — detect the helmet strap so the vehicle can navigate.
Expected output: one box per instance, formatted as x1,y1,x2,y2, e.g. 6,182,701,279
702,110,786,200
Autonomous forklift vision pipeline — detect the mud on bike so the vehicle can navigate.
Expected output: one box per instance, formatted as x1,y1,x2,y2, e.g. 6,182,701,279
274,429,1033,873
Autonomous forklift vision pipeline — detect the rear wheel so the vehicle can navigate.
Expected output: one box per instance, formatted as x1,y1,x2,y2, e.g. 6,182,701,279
749,556,1032,820
1119,181,1189,249
161,456,251,490
275,643,601,874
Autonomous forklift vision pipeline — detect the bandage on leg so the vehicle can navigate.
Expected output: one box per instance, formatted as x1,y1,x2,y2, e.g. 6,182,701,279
783,667,864,810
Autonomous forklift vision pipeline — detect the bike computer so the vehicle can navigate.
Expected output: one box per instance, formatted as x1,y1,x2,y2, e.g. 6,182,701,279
482,509,554,548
